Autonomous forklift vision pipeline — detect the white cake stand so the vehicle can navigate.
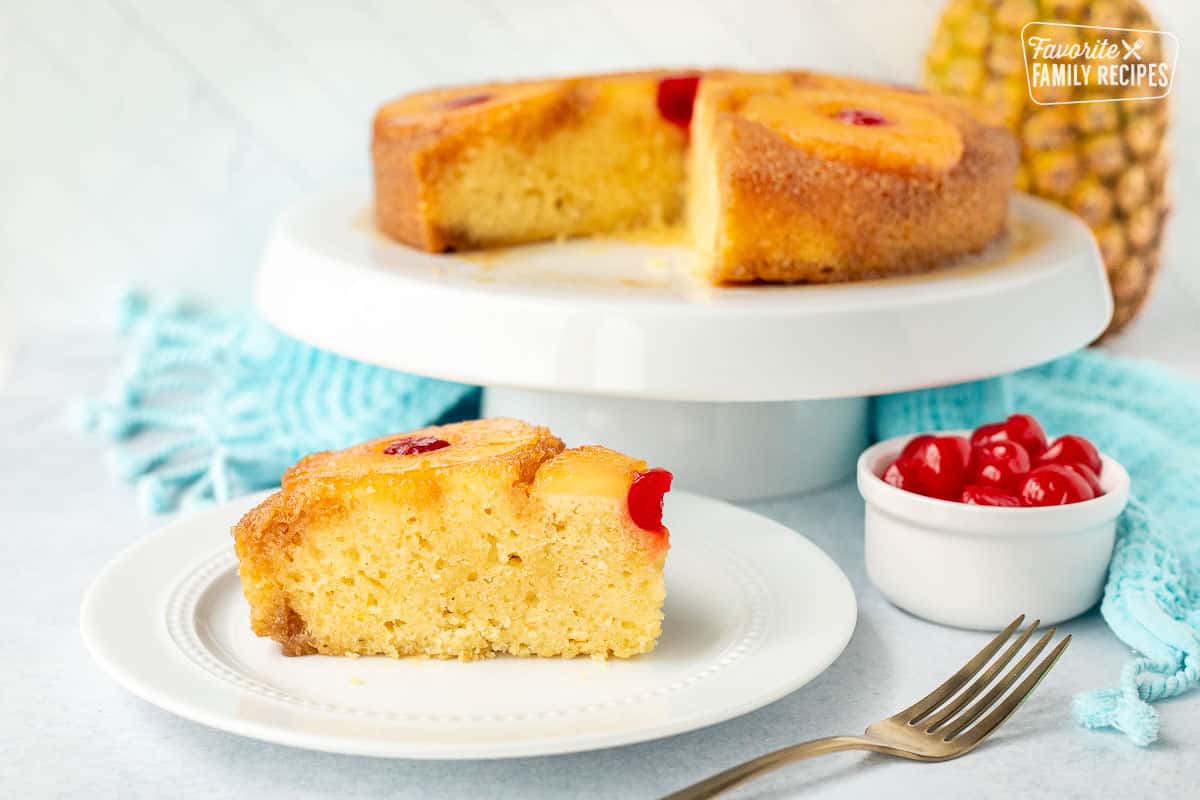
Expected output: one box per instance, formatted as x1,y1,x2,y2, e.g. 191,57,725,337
255,188,1111,499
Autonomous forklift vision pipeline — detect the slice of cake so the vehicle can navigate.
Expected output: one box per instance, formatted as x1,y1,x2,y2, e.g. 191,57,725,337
232,418,673,660
688,71,1018,283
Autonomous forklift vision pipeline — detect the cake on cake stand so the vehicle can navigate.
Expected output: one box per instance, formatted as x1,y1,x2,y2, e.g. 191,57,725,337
255,188,1111,499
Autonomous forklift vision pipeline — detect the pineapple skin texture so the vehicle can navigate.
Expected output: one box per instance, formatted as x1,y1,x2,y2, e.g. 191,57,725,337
924,0,1171,336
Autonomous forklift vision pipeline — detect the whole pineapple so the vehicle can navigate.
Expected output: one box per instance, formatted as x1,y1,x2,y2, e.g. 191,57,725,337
925,0,1171,336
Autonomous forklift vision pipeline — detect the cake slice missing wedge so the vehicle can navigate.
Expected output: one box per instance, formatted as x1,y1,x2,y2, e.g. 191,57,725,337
232,418,672,660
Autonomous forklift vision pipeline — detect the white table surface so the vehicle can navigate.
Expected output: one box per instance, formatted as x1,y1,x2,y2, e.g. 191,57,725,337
2,304,1198,799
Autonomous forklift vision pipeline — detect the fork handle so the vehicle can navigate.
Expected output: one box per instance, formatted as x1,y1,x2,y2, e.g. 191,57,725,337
662,735,872,799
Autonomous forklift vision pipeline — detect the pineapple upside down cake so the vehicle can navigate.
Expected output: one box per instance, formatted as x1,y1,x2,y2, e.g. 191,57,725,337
372,69,1018,284
232,418,673,660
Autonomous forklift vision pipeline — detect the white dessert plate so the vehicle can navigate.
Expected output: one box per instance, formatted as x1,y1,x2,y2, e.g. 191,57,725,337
81,490,856,759
256,188,1110,401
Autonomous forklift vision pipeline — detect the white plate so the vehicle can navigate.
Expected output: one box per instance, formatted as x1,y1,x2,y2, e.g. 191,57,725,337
256,188,1110,401
81,490,856,759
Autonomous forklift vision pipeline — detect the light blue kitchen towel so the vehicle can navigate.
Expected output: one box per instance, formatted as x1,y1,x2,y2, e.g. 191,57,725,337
72,292,479,513
874,348,1200,747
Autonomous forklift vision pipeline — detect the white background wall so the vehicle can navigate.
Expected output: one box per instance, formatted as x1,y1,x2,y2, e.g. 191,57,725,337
2,0,1197,353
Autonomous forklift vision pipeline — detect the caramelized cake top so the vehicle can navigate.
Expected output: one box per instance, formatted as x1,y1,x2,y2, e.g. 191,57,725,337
283,417,565,487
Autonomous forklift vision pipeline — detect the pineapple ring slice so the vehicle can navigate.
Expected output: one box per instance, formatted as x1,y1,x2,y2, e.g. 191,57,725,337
740,88,965,173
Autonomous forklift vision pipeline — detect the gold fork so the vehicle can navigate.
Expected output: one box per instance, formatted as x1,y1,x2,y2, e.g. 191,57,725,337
664,615,1070,800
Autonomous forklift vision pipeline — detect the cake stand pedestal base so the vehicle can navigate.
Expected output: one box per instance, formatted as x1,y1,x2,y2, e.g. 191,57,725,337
483,388,869,500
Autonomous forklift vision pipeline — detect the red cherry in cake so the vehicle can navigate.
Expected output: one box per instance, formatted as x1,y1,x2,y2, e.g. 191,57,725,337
656,75,701,130
443,93,492,110
970,413,1048,459
1018,464,1096,506
903,435,972,501
968,440,1031,491
383,435,451,456
961,485,1022,507
833,108,888,126
1038,434,1102,476
628,468,673,532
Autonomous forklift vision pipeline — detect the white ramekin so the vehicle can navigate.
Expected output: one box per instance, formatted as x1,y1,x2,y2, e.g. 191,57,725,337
857,431,1130,630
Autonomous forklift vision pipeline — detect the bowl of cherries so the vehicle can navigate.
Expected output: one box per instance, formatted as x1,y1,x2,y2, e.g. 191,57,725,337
857,414,1129,630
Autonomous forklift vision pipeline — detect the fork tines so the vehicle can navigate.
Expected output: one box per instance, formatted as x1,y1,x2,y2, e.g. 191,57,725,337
900,614,1071,745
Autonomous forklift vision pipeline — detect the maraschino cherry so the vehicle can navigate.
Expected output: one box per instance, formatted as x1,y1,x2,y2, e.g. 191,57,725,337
656,75,701,130
1019,464,1096,506
1039,434,1103,475
968,440,1031,491
970,413,1048,459
383,436,451,456
628,468,673,532
961,485,1022,507
902,435,972,501
881,413,1104,507
834,108,888,126
1065,463,1103,495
